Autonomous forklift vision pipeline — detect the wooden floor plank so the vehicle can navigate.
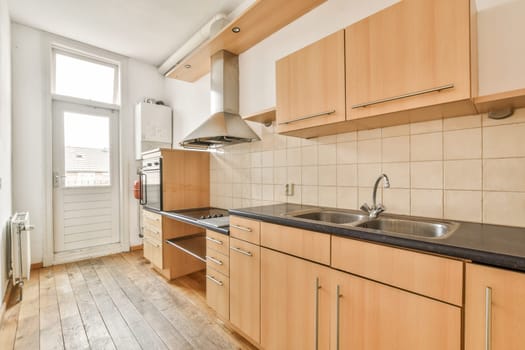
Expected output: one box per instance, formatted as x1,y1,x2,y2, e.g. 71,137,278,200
0,252,255,350
77,259,141,350
13,269,40,350
53,264,90,350
101,255,193,350
118,252,256,350
65,262,116,350
91,257,169,350
39,267,65,350
0,282,24,350
0,300,21,350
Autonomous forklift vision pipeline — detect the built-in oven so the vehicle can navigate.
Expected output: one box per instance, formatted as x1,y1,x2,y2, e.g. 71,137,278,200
139,156,162,211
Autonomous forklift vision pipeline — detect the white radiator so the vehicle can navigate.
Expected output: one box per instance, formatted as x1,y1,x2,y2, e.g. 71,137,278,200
10,212,33,285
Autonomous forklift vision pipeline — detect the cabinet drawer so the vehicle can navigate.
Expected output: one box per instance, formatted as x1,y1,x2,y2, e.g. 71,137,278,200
206,272,229,320
143,226,161,241
143,237,162,269
230,216,260,245
261,222,330,265
331,236,464,306
143,210,162,231
206,246,229,277
206,230,229,256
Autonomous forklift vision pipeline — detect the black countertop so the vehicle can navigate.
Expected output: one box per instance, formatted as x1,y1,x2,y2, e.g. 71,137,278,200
144,207,229,235
229,203,525,272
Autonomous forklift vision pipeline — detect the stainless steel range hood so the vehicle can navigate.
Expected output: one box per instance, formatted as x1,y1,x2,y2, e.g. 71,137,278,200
180,50,260,149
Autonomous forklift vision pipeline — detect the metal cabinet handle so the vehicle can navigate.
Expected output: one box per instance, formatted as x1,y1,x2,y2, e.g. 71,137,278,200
351,83,454,109
279,110,336,125
230,246,253,257
314,277,321,350
140,173,147,205
335,285,342,350
206,236,223,245
206,274,224,286
485,287,492,350
230,224,252,232
206,255,223,266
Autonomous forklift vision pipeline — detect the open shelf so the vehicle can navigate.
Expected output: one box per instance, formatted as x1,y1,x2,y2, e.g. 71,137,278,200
166,0,326,82
166,233,206,263
474,88,525,113
243,107,276,125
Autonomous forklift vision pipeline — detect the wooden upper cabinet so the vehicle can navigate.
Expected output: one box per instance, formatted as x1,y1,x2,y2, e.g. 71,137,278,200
276,30,346,136
465,263,525,350
346,0,477,124
161,149,210,211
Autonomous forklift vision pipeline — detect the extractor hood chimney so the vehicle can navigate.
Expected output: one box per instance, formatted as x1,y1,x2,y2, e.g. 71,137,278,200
180,50,260,150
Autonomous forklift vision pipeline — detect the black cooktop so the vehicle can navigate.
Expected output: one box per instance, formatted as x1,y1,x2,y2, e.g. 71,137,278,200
170,207,228,220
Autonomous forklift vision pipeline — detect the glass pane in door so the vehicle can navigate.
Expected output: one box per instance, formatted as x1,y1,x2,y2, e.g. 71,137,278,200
63,112,110,187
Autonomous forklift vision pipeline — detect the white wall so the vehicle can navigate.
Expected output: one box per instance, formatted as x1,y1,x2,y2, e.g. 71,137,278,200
126,59,165,246
0,0,11,297
11,23,165,263
164,74,210,148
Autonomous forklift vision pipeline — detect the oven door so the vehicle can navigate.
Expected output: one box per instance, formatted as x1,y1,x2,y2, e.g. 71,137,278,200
141,159,162,211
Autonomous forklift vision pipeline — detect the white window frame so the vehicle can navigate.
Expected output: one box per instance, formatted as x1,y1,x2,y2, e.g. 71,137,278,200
51,45,121,109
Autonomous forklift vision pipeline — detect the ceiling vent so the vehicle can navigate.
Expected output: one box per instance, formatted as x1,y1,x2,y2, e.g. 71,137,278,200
158,13,228,76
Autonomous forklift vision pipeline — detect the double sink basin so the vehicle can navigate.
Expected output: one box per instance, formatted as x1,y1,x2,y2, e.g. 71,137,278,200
285,209,459,239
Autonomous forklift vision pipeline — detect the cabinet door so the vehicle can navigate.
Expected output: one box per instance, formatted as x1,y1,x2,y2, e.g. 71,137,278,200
276,30,346,135
206,272,229,320
261,248,330,350
331,270,461,350
346,0,474,120
229,238,260,343
465,264,525,350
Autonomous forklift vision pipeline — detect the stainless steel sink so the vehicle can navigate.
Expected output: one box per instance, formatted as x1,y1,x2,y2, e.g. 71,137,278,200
285,209,368,225
356,217,459,239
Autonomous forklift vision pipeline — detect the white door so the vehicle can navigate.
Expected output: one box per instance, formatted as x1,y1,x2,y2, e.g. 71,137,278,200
52,101,120,253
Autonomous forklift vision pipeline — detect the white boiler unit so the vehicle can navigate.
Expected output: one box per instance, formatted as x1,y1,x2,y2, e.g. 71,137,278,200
135,102,172,159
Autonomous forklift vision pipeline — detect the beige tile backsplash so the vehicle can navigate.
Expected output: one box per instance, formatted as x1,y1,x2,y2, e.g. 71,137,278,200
210,108,525,228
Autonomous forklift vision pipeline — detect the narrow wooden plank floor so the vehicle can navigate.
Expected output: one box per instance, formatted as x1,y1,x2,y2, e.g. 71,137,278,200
0,251,256,350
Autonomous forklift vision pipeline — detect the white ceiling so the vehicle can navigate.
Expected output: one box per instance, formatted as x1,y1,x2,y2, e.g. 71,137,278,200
7,0,505,67
7,0,246,66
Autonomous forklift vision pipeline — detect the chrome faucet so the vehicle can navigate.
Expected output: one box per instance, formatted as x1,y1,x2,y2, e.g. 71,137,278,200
360,174,390,218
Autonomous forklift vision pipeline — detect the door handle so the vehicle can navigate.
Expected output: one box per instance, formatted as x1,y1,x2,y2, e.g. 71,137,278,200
53,172,65,188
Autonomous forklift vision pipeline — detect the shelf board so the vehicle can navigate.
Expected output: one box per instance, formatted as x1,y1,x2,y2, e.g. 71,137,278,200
243,107,276,125
166,233,206,263
474,88,525,113
166,0,327,82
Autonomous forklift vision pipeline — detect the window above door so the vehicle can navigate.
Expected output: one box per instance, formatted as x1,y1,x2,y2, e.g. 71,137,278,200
52,48,120,105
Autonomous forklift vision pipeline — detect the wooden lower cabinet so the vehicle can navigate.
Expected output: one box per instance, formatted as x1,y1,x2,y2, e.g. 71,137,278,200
142,210,163,269
261,248,331,350
206,230,230,320
465,263,525,350
206,271,229,320
143,236,162,269
229,237,260,343
331,269,462,350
